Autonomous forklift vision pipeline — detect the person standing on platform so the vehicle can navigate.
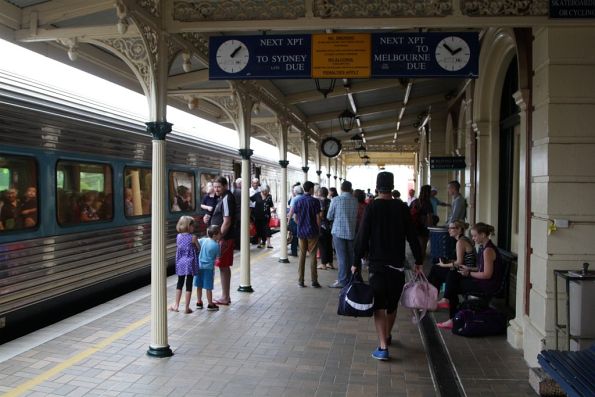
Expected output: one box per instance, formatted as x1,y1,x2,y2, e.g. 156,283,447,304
169,215,198,314
232,178,242,250
211,176,236,306
430,187,446,226
446,180,466,224
287,185,304,257
293,181,322,288
317,187,334,270
194,225,221,311
354,172,423,361
407,188,416,207
327,181,358,288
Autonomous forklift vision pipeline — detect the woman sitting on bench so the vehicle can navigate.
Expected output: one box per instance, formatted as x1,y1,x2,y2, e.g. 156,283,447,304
436,222,503,330
427,220,477,291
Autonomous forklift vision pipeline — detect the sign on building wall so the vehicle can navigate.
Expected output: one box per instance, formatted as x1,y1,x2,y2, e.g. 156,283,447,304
430,156,466,170
209,32,479,80
549,0,595,18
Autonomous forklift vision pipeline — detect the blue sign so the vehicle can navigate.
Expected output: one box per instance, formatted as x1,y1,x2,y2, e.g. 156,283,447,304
209,35,311,80
371,32,479,78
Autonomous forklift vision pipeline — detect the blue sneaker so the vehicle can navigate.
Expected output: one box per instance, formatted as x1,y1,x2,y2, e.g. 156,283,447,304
372,347,389,361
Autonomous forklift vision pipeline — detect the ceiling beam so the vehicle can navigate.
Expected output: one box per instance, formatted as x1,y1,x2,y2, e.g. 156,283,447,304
168,15,587,34
363,128,418,142
21,0,114,27
167,69,210,89
285,79,403,105
15,25,139,42
0,0,20,30
307,93,444,124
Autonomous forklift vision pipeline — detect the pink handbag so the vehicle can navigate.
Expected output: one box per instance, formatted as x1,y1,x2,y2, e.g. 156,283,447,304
400,272,438,322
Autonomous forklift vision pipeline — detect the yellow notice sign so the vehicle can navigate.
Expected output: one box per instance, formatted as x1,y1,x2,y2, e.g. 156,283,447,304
312,33,371,78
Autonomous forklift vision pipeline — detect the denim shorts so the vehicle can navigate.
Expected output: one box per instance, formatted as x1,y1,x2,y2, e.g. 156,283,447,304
193,269,214,290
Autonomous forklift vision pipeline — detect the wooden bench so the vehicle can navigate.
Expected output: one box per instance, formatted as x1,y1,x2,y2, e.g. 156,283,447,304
537,345,595,397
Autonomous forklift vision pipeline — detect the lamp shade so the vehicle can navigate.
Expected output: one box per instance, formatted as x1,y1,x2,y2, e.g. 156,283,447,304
338,108,356,132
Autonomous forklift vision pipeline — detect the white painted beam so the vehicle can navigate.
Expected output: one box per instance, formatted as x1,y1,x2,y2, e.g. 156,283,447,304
307,93,444,123
21,0,114,27
15,25,139,42
167,69,210,89
0,0,21,30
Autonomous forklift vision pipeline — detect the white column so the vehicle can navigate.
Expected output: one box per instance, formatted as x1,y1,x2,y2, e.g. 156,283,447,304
147,122,173,358
301,132,309,183
238,149,253,291
278,120,290,263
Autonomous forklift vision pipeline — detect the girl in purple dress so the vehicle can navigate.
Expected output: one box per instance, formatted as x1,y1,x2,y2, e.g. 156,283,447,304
169,215,199,314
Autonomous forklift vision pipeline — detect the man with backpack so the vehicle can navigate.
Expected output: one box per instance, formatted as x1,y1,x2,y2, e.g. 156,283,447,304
354,172,423,361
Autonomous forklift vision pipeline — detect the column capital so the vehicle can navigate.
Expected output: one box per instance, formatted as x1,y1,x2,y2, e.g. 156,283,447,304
146,121,172,140
326,173,331,179
339,177,343,182
316,170,322,176
279,160,289,168
302,166,310,173
333,175,337,180
239,148,254,160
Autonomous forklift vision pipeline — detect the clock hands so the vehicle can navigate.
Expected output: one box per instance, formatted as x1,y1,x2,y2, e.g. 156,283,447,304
230,45,243,58
442,43,456,55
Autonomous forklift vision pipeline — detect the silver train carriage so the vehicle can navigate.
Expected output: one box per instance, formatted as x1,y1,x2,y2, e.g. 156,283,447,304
0,71,302,338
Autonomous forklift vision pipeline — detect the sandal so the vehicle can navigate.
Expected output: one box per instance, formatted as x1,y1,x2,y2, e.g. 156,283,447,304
214,299,231,305
326,264,335,270
317,265,326,270
168,305,179,312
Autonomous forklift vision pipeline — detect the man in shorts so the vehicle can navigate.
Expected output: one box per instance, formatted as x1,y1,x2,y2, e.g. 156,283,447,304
211,176,236,305
354,171,423,361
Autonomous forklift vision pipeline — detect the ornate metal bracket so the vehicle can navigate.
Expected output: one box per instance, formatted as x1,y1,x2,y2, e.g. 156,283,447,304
279,160,290,168
239,148,254,160
146,121,172,140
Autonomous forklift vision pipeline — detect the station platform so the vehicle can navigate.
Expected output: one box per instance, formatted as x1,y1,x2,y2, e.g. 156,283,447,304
0,234,534,397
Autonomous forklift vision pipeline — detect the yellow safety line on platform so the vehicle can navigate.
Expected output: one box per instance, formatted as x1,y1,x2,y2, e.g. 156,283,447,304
2,249,273,397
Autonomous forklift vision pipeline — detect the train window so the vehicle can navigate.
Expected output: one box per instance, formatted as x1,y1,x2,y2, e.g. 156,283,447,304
200,173,218,196
56,161,113,226
0,155,38,232
169,170,195,213
124,167,152,217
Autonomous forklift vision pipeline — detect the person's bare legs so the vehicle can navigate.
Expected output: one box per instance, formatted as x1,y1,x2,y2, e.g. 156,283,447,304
183,290,193,314
219,267,231,303
386,311,397,342
196,288,203,305
374,310,388,350
169,289,181,312
206,289,213,305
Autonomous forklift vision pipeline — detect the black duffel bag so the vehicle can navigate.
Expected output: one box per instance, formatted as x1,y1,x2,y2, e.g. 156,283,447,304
337,272,374,317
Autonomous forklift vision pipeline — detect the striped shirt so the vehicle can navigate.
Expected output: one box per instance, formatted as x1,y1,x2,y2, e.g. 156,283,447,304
294,193,321,239
327,192,358,240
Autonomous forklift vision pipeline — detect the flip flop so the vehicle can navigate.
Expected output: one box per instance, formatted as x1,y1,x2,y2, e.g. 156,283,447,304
214,299,231,305
168,306,179,312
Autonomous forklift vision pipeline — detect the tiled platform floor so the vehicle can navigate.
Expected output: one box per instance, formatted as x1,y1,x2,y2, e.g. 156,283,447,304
0,234,534,397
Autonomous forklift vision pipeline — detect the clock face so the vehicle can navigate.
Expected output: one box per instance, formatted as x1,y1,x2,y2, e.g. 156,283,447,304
216,39,250,74
435,36,471,72
321,137,342,158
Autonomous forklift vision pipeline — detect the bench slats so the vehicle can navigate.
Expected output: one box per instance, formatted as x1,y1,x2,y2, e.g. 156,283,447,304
538,346,595,397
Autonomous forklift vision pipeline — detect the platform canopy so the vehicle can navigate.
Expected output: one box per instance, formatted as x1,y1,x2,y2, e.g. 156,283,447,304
0,0,555,166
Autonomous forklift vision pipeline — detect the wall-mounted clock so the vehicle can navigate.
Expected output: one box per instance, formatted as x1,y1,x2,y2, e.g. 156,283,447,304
215,39,250,74
435,36,471,72
321,137,342,158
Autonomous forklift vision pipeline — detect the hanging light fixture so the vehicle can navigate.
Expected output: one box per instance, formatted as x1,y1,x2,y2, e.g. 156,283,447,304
354,143,366,152
314,79,336,98
338,107,356,133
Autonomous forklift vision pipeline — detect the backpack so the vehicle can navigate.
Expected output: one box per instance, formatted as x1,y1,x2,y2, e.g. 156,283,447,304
337,273,374,317
452,307,507,337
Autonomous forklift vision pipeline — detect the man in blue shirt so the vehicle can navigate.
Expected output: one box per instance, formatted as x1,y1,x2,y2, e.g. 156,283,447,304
293,181,322,288
327,181,358,288
446,180,466,224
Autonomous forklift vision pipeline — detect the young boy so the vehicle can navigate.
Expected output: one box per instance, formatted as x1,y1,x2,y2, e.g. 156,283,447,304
194,225,221,311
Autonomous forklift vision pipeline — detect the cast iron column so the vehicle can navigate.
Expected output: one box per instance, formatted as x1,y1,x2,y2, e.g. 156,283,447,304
238,148,254,292
146,121,173,358
279,160,290,263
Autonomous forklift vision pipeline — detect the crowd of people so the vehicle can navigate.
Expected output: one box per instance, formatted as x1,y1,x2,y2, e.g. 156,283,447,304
170,172,504,362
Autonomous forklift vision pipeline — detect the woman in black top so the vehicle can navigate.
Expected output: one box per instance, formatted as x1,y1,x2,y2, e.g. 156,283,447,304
317,187,334,270
410,184,434,262
427,220,476,291
260,186,275,248
200,182,218,225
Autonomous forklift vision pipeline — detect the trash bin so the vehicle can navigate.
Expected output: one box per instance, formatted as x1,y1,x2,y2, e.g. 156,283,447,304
429,227,456,262
569,268,595,350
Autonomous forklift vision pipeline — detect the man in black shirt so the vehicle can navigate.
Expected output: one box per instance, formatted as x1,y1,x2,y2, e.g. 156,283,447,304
211,176,236,306
354,171,423,361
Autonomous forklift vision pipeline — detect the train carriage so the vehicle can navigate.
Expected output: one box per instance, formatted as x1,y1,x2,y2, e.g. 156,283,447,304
0,71,301,339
